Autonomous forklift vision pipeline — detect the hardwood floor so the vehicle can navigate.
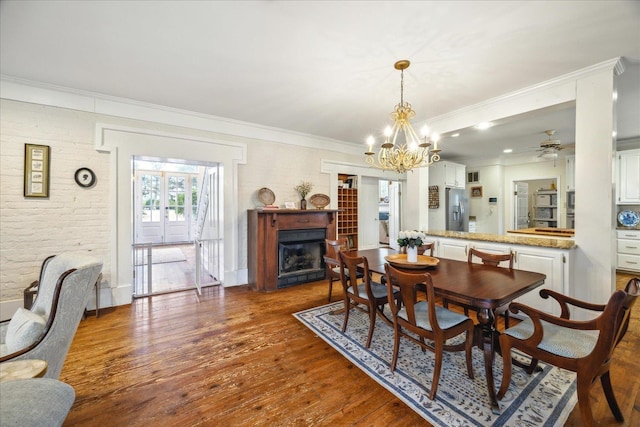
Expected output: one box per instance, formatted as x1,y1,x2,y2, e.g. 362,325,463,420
62,273,640,426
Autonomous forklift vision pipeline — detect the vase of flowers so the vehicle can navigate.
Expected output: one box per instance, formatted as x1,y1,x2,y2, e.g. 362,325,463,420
294,181,313,210
397,230,427,263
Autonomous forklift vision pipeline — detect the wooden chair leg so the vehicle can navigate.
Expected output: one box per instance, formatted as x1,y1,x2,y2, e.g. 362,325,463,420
601,371,624,422
327,277,334,302
464,328,474,379
365,304,376,348
430,341,444,400
341,297,351,333
576,375,596,427
497,339,512,399
390,325,401,371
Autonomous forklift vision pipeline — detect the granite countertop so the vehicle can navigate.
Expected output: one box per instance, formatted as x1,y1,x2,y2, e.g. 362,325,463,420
424,230,577,249
507,227,574,237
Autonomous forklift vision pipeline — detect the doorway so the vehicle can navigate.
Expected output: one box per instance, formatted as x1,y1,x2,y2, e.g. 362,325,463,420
358,178,401,250
132,158,220,296
513,178,558,229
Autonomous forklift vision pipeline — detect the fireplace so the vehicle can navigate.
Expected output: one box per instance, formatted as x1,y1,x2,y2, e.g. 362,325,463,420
277,229,326,288
247,209,337,292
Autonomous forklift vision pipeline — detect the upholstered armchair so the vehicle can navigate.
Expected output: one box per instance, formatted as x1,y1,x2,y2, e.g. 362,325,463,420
0,251,103,379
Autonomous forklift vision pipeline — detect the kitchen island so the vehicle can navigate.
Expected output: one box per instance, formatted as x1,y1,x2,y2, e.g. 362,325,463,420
420,229,576,316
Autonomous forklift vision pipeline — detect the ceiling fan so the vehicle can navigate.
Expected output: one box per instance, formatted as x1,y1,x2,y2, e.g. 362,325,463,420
537,130,563,158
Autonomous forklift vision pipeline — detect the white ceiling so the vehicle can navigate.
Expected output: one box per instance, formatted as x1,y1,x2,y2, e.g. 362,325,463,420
1,1,639,163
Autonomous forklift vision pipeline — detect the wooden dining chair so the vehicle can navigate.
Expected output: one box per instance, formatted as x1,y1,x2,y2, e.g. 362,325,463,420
498,278,640,427
398,243,435,256
384,264,475,400
338,251,398,348
323,238,363,302
444,247,514,329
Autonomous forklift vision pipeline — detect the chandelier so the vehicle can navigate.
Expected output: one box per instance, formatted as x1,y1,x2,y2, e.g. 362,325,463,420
365,60,441,173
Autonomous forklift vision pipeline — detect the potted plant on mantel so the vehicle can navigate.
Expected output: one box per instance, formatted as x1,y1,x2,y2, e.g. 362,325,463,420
294,181,313,210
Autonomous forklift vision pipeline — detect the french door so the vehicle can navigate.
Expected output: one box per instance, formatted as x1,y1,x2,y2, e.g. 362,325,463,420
136,171,192,244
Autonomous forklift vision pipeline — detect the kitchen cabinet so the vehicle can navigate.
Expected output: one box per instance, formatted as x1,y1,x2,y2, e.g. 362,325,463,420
512,246,567,316
435,237,468,261
429,161,466,189
337,174,358,249
617,229,640,272
617,149,640,204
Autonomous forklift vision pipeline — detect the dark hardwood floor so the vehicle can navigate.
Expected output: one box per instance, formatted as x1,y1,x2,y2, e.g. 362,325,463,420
61,273,640,426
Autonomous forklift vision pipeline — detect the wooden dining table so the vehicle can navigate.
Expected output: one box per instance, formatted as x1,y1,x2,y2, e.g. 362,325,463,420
355,247,546,414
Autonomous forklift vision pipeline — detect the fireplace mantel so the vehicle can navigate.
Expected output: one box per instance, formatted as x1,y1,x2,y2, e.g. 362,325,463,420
248,209,338,292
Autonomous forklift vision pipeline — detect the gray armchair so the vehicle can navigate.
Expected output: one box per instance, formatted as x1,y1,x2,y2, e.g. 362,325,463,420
0,251,103,379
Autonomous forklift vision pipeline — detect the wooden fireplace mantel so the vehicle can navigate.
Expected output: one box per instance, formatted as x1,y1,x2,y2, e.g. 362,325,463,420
248,209,338,292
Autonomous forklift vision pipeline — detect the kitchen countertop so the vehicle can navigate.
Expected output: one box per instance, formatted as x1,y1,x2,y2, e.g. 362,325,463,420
507,227,574,237
424,230,576,249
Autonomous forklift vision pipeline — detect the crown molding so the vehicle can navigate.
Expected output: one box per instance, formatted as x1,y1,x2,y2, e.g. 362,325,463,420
0,75,363,157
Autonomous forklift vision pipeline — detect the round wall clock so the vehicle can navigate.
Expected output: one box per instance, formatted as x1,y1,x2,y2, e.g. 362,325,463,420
74,167,96,188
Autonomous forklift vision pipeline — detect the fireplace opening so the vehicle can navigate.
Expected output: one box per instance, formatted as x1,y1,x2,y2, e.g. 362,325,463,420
277,228,326,288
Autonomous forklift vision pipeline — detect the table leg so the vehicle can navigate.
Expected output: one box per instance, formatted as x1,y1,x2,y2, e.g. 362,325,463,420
476,308,501,415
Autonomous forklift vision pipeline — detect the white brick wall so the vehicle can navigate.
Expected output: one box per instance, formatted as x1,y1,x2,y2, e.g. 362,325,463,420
1,101,111,304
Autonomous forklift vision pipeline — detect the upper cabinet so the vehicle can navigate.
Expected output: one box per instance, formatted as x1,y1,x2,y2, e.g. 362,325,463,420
430,161,466,189
566,155,575,191
617,149,640,204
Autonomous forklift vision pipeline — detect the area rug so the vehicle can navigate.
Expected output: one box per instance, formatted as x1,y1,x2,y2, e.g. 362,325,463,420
149,247,187,264
294,302,577,426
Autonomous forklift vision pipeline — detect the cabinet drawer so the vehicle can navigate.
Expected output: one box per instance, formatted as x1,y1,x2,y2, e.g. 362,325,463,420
616,229,640,240
617,239,640,255
617,253,640,271
277,213,328,229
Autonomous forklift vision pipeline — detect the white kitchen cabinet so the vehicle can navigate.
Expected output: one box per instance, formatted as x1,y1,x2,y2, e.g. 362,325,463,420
436,237,468,261
616,149,640,204
616,229,640,272
430,161,466,189
512,245,567,316
566,155,575,191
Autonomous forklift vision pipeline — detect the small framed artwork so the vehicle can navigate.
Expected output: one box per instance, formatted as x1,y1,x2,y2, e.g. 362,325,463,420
24,144,51,198
285,201,296,209
471,186,483,198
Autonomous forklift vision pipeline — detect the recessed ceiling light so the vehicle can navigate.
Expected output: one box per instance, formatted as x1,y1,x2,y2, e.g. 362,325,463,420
503,148,513,153
451,133,460,138
475,122,494,130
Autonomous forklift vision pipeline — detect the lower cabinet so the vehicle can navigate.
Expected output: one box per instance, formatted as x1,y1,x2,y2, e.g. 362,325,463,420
434,237,571,316
512,246,567,316
617,229,640,272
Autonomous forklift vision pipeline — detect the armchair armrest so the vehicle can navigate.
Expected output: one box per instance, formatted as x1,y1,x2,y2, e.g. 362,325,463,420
538,288,606,319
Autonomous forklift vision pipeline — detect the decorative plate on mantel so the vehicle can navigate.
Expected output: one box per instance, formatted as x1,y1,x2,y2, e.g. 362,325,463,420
309,193,330,209
258,187,276,206
618,210,640,227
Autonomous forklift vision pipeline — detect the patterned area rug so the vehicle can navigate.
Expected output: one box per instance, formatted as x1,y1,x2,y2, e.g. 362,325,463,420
294,302,577,426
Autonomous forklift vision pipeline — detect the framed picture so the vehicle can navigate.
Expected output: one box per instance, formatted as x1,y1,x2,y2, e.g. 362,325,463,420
24,144,50,198
471,186,483,198
285,201,296,209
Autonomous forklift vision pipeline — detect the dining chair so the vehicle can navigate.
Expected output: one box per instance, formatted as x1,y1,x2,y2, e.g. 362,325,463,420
384,264,475,400
399,243,435,256
339,251,398,348
444,247,514,329
498,278,640,427
323,238,363,302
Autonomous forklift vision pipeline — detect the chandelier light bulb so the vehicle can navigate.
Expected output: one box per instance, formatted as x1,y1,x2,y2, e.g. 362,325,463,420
384,126,393,138
421,126,430,137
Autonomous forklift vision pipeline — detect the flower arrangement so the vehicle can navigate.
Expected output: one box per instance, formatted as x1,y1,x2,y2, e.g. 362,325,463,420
397,230,427,248
294,181,313,200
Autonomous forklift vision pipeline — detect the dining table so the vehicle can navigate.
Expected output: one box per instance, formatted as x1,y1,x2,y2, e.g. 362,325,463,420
354,247,546,414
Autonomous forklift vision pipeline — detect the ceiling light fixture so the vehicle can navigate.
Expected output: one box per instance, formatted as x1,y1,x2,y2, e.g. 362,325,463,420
503,148,513,153
365,60,441,173
475,122,494,130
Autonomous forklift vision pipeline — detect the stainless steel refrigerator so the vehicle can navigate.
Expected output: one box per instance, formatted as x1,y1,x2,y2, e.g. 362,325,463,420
445,188,469,231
